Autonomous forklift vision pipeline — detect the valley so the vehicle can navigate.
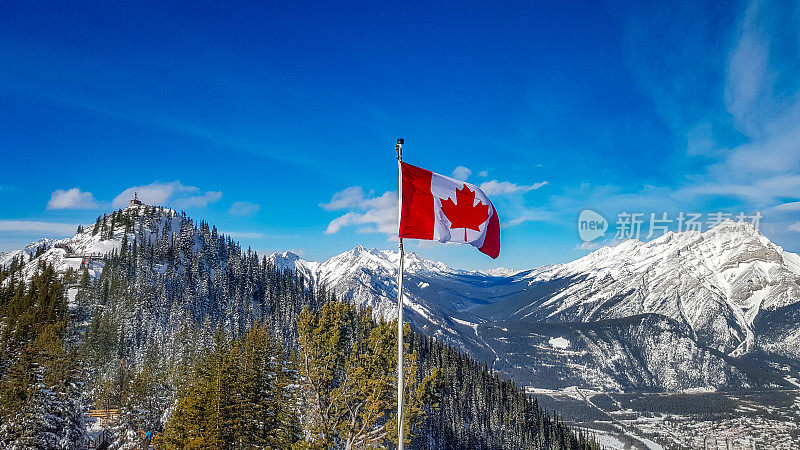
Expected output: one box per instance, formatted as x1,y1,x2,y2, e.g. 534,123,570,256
532,387,800,449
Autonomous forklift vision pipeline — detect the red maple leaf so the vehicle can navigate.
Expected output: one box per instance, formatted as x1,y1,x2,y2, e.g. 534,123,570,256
440,185,489,241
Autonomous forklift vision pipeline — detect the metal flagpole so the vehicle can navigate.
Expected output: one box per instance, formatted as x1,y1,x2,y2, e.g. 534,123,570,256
395,137,405,450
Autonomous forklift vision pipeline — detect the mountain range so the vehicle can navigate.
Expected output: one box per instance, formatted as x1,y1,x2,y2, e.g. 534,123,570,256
267,220,800,392
4,208,799,393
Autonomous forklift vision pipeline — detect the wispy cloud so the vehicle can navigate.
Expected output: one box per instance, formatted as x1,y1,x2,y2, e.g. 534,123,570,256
504,215,543,227
112,181,221,209
322,187,397,236
46,188,99,210
677,175,800,204
229,201,261,216
480,180,548,195
630,0,800,208
573,0,800,254
1,43,352,176
478,170,488,177
0,220,79,235
773,201,800,212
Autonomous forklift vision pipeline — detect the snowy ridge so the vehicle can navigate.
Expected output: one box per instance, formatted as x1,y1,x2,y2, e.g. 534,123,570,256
7,208,800,392
514,220,800,357
2,204,182,282
268,245,456,329
0,238,57,267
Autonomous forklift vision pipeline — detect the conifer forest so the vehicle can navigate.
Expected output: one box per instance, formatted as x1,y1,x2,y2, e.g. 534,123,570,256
0,207,597,449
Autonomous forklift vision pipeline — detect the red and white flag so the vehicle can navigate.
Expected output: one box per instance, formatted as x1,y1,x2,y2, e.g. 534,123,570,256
399,162,500,258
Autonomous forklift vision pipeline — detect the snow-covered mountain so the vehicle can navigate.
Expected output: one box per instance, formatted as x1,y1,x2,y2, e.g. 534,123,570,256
268,220,800,391
267,246,495,349
6,208,799,392
504,221,800,357
0,204,184,284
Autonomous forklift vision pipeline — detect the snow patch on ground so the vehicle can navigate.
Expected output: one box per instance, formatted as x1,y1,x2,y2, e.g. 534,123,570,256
406,300,433,323
67,288,78,308
452,317,479,337
681,386,717,393
548,336,570,349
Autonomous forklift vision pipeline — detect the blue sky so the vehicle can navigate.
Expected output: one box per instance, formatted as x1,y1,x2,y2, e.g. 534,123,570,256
1,0,798,270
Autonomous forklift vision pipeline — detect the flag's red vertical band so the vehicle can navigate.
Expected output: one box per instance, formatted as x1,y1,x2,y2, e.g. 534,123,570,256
478,206,500,259
399,162,435,239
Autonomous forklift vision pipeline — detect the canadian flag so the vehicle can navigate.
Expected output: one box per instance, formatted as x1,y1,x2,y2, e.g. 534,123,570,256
399,162,500,258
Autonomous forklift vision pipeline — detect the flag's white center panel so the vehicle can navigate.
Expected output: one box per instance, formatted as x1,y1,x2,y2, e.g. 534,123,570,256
430,172,494,247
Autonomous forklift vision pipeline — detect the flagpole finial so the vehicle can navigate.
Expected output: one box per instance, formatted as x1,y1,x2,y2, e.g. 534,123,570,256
396,138,404,160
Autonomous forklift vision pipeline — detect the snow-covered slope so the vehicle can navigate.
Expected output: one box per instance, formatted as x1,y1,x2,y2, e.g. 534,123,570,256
268,220,800,391
269,245,524,321
505,221,800,358
267,246,495,348
0,238,57,267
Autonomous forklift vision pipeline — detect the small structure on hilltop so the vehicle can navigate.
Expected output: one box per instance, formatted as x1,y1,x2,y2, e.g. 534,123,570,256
128,192,144,207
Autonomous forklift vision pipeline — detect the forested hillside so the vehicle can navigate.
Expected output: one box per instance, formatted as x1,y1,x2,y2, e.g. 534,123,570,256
0,205,596,449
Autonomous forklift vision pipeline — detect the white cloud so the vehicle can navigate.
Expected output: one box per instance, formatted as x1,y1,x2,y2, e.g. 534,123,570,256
480,180,549,195
229,201,261,216
789,222,800,232
724,0,771,134
504,216,536,227
595,0,800,233
112,181,221,209
325,212,358,234
773,201,800,211
321,187,367,210
0,220,80,235
452,166,471,181
322,187,398,236
676,175,800,204
638,0,800,209
478,170,488,177
47,188,98,210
